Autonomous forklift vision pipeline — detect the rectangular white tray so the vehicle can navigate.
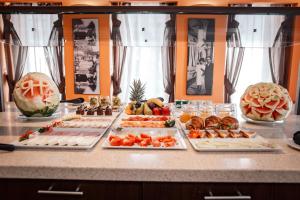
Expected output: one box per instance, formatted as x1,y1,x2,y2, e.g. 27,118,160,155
187,135,281,152
102,128,187,150
12,128,107,150
113,114,177,129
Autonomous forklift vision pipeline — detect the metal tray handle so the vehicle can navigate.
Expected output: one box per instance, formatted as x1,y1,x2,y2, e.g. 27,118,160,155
37,184,83,196
204,190,251,200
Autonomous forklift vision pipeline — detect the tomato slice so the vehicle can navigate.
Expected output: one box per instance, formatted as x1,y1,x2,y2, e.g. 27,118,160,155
135,136,142,143
152,140,161,147
141,138,152,145
139,140,149,147
110,137,123,146
122,138,134,146
140,133,151,139
109,135,120,142
164,141,175,147
125,134,136,143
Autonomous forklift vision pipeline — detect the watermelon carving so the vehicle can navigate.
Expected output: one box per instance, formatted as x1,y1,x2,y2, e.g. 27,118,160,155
240,82,292,122
13,72,60,117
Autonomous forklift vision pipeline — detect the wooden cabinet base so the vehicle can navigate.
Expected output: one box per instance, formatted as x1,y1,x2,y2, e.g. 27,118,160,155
0,179,299,200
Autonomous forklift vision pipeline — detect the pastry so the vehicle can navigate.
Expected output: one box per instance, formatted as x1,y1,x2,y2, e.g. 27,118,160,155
220,116,239,130
205,116,221,129
87,108,95,116
97,106,103,116
105,106,113,116
186,116,204,130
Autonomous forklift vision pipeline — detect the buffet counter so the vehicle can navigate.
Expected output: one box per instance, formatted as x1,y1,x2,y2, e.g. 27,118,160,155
0,103,300,183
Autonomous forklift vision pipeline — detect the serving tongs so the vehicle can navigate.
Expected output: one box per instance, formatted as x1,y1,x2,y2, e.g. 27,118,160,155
60,98,84,104
0,143,15,151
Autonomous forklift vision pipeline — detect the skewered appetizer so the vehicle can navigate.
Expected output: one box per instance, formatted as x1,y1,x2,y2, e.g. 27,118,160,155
112,96,122,110
205,116,221,129
100,96,111,107
89,96,99,107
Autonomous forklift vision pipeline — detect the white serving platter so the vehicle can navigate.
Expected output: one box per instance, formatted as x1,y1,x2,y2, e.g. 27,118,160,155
17,112,61,121
71,111,120,118
287,138,300,151
56,112,121,129
113,114,176,129
241,115,284,125
187,135,281,152
102,128,187,150
12,128,107,150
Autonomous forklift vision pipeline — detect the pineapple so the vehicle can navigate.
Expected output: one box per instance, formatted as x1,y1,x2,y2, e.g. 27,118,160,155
129,79,146,102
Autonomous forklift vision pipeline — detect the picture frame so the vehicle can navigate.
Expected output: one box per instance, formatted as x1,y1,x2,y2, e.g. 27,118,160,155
72,18,100,94
186,18,215,95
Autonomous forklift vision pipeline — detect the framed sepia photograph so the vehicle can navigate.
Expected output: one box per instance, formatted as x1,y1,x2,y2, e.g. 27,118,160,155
186,18,215,95
72,18,100,94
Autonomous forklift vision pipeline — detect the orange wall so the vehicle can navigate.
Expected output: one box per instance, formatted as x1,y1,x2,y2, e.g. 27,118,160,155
175,15,227,103
63,14,110,101
288,16,300,102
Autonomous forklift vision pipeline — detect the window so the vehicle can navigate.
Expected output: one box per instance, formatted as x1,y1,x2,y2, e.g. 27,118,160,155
117,11,170,102
231,15,285,108
11,14,58,76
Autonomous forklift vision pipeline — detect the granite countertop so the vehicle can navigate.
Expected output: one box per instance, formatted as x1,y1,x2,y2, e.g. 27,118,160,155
0,103,300,183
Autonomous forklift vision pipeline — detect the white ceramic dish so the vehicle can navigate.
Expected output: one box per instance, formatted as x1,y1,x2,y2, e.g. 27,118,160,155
102,128,187,150
113,114,176,129
17,112,61,121
12,128,106,150
241,115,284,125
187,135,281,152
287,138,300,151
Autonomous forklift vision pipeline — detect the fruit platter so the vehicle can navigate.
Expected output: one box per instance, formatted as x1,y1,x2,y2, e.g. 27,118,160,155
115,115,176,128
102,128,187,150
240,82,292,123
13,126,105,150
125,98,171,116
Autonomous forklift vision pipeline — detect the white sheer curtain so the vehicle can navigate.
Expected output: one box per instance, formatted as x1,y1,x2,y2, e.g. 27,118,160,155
117,7,170,103
231,15,285,106
11,14,57,76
